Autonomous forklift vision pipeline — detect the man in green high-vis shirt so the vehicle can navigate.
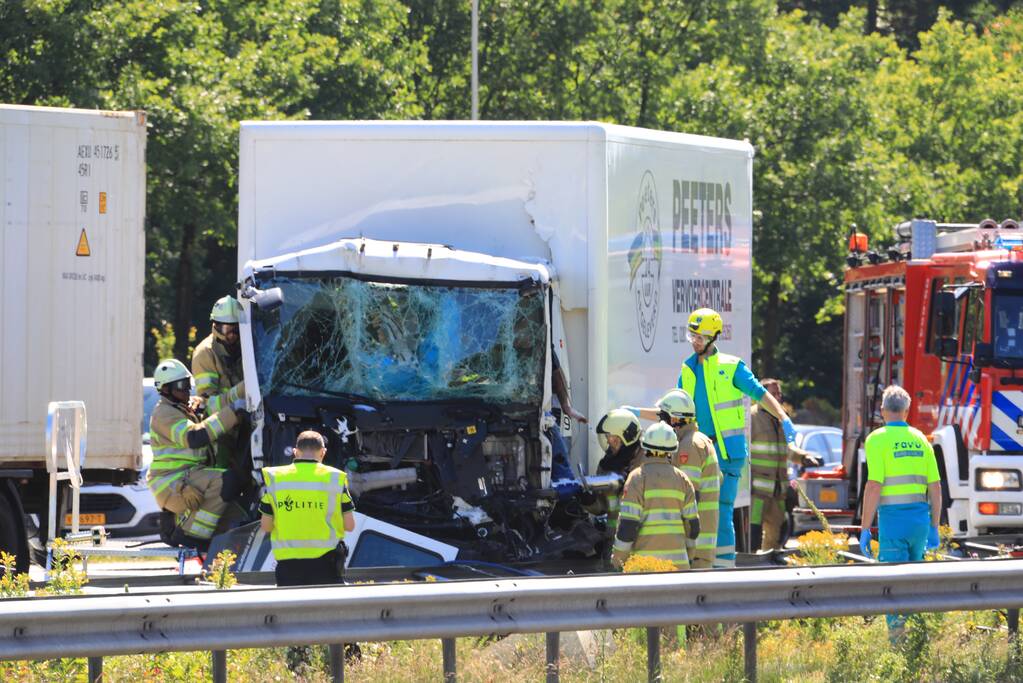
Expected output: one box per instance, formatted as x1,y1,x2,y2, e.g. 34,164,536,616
859,385,942,639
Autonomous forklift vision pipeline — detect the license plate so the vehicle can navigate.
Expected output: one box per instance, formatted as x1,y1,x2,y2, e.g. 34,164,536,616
66,513,106,526
819,489,838,504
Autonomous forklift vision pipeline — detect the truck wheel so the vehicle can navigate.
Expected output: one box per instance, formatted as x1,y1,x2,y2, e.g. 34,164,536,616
0,492,28,574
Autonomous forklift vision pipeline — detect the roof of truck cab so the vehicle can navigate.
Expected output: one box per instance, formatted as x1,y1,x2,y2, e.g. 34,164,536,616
244,236,551,285
239,120,755,156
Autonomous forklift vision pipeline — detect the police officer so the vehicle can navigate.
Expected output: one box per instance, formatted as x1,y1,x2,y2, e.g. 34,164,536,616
749,379,821,551
655,389,720,569
858,385,942,638
677,308,794,568
611,423,700,570
192,295,245,469
594,408,644,536
147,359,245,550
260,431,356,586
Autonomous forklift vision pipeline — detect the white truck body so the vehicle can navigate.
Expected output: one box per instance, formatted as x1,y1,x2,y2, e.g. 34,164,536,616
238,121,754,467
0,105,146,472
235,121,753,563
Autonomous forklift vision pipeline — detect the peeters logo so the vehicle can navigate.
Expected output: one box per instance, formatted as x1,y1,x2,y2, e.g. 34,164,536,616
628,170,663,352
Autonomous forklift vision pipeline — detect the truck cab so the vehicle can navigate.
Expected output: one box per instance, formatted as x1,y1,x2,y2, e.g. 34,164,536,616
840,219,1023,537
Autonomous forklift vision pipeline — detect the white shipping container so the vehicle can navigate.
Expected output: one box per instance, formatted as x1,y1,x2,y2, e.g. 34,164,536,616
238,121,754,472
0,105,146,472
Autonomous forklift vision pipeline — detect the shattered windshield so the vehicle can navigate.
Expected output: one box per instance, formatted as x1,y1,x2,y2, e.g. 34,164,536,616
251,275,547,405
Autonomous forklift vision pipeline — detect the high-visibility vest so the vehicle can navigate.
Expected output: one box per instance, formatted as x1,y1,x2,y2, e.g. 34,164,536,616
865,424,937,507
679,352,746,460
262,461,351,560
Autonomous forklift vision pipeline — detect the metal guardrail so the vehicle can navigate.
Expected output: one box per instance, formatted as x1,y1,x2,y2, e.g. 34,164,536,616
3,559,1023,682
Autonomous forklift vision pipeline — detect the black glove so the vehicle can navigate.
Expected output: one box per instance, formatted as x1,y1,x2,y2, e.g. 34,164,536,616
802,453,822,468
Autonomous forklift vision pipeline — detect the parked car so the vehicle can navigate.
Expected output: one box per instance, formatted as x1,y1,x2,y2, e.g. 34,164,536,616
784,425,847,539
73,379,162,539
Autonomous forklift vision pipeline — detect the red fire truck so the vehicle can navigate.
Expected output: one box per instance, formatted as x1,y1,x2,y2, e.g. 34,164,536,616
798,219,1023,539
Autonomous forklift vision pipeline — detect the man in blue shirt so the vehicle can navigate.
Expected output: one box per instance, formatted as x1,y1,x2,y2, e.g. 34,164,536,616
632,308,795,567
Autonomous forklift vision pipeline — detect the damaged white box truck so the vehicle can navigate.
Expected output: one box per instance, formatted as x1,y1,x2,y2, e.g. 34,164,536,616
230,121,754,569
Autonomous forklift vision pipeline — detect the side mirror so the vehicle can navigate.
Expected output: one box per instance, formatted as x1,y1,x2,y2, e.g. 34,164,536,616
242,285,284,312
937,337,959,359
935,290,957,337
974,342,993,367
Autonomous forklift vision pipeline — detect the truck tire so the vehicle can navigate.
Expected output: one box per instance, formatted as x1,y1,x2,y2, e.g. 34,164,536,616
0,491,28,574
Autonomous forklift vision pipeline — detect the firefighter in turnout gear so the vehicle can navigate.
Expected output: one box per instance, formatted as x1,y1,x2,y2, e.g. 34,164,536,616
594,408,644,537
611,423,700,570
749,379,821,551
147,359,244,550
192,295,246,469
656,389,720,569
260,431,356,586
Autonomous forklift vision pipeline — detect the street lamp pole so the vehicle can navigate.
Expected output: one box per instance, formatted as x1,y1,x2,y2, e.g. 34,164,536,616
471,0,479,120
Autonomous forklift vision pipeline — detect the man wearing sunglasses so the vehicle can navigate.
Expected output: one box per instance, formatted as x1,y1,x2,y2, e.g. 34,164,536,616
677,307,795,567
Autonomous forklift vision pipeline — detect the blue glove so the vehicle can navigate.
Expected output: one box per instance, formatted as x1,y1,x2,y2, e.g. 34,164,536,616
781,418,797,445
859,529,873,558
927,525,940,550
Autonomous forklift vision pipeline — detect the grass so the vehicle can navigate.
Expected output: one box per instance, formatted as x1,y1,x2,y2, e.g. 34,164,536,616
2,611,1021,682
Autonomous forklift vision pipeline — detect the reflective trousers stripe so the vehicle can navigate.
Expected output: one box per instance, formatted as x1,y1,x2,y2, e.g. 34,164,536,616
149,471,187,495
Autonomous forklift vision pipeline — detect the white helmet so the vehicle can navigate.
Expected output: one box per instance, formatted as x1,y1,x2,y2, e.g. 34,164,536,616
154,359,192,391
641,422,679,457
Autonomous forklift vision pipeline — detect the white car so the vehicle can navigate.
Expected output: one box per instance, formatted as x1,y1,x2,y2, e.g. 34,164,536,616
72,379,162,539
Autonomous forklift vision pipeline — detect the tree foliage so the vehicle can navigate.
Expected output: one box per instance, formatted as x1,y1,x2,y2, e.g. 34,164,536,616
4,1,1023,409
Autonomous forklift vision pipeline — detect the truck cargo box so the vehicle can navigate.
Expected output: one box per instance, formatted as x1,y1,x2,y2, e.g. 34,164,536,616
0,105,146,472
238,121,755,471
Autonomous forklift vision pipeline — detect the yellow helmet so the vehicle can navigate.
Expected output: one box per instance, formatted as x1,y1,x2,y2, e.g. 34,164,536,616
687,308,723,337
595,408,642,451
641,422,679,456
210,295,241,324
656,389,696,421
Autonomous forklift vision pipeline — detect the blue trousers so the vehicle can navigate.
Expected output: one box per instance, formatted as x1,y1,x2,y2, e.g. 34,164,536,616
878,505,930,632
715,464,743,567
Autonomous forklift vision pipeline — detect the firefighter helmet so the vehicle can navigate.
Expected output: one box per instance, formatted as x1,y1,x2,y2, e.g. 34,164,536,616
154,359,192,391
210,295,241,324
687,308,723,337
656,389,696,421
641,422,679,456
595,408,642,451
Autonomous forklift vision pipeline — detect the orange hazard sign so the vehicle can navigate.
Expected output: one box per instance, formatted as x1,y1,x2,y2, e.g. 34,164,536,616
76,228,91,257
98,191,107,214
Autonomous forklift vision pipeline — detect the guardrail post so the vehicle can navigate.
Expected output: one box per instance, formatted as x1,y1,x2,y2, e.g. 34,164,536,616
212,650,227,683
647,627,661,683
545,632,560,682
743,622,757,682
1009,608,1020,663
88,656,102,682
328,644,344,683
442,638,457,682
